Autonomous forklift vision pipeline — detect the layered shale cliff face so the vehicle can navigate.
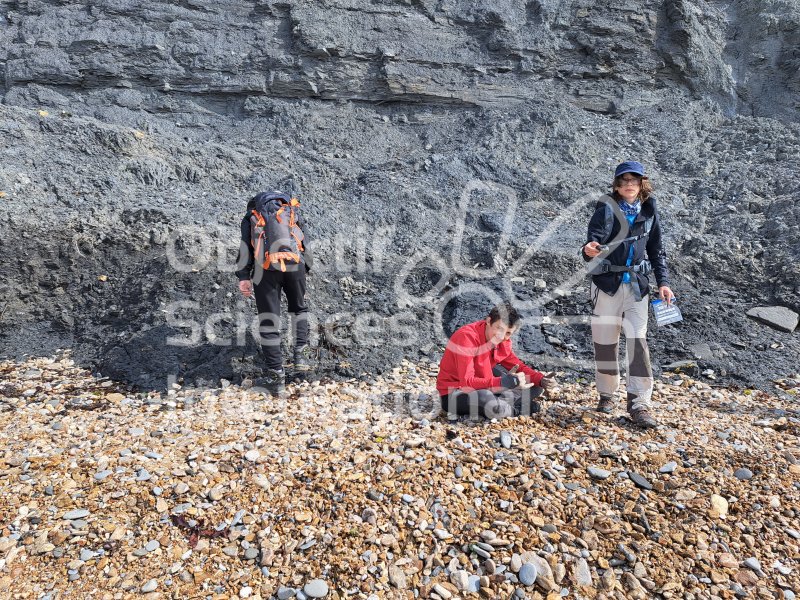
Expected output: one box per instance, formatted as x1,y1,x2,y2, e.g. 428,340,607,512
0,0,799,389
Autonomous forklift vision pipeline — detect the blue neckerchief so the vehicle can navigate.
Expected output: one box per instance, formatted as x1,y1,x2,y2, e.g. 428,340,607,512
619,200,640,283
619,199,641,218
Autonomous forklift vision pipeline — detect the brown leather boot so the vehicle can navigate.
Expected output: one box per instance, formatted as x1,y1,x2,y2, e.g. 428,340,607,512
596,394,615,413
627,393,658,428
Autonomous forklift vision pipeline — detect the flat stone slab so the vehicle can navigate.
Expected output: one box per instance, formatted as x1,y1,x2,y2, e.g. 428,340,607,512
746,306,798,332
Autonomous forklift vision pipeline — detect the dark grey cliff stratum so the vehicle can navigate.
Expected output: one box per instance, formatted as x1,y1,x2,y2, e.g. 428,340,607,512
0,0,798,390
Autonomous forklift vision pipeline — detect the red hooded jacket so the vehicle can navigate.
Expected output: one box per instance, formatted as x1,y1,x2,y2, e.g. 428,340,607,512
436,320,544,397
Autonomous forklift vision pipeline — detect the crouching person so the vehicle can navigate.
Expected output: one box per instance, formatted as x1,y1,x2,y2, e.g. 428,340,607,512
436,303,557,420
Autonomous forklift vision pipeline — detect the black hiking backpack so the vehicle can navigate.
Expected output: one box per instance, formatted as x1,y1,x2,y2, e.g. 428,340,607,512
249,191,305,272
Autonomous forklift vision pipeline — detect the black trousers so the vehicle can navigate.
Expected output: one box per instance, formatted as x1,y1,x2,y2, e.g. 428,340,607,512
439,364,544,419
440,386,544,420
252,268,309,370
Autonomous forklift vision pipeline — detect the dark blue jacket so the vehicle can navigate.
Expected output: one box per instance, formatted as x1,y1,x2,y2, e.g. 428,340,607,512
583,196,669,297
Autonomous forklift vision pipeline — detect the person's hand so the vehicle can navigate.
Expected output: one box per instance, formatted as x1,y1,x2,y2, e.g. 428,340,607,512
499,373,521,389
539,371,558,396
239,280,253,299
583,241,602,258
659,286,675,304
516,372,527,387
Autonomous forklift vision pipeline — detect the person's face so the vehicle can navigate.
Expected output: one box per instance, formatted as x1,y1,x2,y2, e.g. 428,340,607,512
485,317,517,345
615,174,642,203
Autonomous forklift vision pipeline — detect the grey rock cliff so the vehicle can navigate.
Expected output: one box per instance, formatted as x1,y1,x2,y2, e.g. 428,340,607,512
0,0,798,388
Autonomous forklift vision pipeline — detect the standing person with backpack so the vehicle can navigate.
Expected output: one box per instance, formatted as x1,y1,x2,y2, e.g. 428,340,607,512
582,161,674,428
236,190,313,394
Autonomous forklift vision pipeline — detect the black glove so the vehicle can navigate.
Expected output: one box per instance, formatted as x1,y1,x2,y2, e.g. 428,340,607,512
500,373,521,389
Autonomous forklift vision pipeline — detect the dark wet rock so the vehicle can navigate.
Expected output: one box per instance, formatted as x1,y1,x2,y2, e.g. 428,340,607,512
627,472,653,490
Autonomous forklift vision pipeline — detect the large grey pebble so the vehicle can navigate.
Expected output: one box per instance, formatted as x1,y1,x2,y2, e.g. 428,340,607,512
659,461,677,474
519,563,537,586
773,560,792,575
303,579,328,598
63,509,90,520
588,467,611,480
734,468,753,480
141,579,157,593
743,557,762,572
79,549,96,561
627,471,653,490
450,569,469,591
500,431,512,449
277,587,296,600
575,558,592,586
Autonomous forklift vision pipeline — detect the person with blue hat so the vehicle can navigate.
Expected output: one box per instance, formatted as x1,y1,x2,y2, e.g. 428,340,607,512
581,161,674,428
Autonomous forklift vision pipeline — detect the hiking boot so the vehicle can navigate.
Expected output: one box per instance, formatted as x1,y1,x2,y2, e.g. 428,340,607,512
293,345,313,372
626,392,657,428
254,368,285,395
596,394,615,414
629,407,659,429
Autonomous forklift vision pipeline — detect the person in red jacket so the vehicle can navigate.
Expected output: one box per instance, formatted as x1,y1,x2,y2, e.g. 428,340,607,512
437,303,557,420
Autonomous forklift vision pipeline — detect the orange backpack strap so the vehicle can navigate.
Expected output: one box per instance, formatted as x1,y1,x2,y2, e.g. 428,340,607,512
288,206,304,252
270,251,301,272
251,209,265,227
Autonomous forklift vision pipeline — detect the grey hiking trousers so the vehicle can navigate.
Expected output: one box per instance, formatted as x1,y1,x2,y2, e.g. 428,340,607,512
590,282,653,411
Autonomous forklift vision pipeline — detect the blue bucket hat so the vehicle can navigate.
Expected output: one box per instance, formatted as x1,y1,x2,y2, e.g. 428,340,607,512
614,161,645,178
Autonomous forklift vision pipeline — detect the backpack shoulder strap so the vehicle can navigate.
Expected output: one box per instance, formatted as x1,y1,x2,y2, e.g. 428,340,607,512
594,195,616,245
603,203,614,243
643,214,653,237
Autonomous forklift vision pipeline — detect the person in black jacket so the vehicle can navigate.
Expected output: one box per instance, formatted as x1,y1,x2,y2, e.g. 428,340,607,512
235,191,314,393
581,161,674,428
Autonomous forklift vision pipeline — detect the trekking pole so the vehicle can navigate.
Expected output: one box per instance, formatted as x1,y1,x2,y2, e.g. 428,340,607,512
597,233,648,252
